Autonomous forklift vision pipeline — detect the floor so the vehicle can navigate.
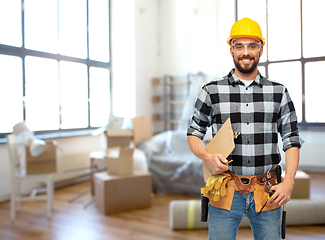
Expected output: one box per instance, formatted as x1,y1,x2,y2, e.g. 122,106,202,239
0,171,324,240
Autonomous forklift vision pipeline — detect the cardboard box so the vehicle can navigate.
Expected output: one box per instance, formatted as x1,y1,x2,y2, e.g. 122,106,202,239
26,141,57,175
133,116,152,147
104,116,152,148
105,129,133,148
291,170,310,199
94,170,152,215
106,147,133,175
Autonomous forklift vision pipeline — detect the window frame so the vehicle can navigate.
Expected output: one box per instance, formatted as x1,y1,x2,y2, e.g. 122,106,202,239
0,0,112,141
236,0,325,130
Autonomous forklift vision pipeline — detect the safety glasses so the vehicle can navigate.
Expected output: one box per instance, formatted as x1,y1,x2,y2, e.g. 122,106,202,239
231,42,261,54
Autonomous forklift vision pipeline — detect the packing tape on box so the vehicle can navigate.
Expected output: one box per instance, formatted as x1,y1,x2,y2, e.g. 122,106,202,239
169,199,325,230
187,200,196,229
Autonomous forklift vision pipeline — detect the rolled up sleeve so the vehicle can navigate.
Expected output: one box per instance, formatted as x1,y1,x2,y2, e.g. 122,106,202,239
187,87,212,140
277,88,304,151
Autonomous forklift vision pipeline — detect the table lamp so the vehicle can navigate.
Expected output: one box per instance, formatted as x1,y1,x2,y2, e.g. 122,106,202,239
13,122,46,157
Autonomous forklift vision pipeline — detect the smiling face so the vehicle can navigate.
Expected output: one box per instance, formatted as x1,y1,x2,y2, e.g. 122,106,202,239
230,37,263,79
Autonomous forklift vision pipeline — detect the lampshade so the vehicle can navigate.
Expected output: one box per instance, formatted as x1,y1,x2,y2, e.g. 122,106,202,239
13,122,34,144
13,121,30,133
28,137,46,157
13,121,46,157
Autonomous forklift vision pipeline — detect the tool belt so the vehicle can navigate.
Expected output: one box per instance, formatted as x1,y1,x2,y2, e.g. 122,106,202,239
203,170,281,213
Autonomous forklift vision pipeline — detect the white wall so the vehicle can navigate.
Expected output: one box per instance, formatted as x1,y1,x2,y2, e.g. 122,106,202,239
110,0,136,118
158,0,235,77
1,0,325,202
111,0,159,118
134,0,159,117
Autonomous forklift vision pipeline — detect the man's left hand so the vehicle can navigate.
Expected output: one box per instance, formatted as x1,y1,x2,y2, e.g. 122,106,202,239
267,181,293,206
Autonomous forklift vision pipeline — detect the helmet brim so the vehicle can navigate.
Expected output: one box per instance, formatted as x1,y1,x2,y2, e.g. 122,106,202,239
227,35,266,46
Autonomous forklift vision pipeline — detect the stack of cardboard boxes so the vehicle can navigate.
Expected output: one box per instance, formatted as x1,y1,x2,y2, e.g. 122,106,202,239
94,116,152,215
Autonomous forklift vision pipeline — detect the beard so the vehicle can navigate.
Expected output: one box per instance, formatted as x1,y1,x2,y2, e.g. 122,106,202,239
233,53,260,74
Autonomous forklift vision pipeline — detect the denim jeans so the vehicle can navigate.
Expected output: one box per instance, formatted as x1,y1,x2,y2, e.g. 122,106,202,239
208,191,281,240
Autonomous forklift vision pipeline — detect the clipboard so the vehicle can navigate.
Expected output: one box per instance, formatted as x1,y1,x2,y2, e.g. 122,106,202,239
203,118,235,182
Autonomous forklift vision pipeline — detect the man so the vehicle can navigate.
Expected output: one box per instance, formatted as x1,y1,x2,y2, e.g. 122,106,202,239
187,17,303,240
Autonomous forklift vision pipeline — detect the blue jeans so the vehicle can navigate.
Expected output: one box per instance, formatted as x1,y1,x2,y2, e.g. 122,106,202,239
208,191,281,240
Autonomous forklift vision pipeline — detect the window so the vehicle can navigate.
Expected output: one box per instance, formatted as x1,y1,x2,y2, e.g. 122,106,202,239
0,0,111,139
237,0,325,127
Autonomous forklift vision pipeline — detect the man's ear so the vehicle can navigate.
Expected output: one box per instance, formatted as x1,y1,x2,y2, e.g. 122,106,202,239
260,45,264,57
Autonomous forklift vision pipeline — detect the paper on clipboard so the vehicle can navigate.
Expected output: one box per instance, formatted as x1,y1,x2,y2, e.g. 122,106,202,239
203,118,235,182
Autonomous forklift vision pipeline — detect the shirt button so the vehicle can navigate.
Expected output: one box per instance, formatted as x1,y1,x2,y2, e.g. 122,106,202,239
246,104,248,107
248,160,251,163
246,87,248,90
247,141,250,144
247,122,249,125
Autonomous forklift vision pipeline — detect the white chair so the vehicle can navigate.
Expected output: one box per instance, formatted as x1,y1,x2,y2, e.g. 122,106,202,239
6,134,55,221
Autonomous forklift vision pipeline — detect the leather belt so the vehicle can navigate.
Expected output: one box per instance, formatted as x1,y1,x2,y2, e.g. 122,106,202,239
227,170,277,194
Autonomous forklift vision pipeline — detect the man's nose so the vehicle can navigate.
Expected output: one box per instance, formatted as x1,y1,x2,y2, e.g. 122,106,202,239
243,46,249,54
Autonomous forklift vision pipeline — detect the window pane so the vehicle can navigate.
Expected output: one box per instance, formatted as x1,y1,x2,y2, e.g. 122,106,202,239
237,0,267,62
0,0,22,47
258,66,265,77
305,61,325,122
89,0,110,62
268,61,302,122
59,61,88,129
268,0,301,61
25,56,60,131
89,67,110,127
59,0,87,58
302,0,325,58
24,0,58,53
0,55,23,132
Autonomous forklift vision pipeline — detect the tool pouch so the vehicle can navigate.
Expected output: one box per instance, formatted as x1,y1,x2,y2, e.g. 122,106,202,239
203,173,282,212
202,180,236,211
254,176,282,213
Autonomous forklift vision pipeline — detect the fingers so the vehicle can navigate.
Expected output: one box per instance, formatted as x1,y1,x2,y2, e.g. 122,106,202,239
267,185,291,206
207,154,229,175
271,195,289,206
215,154,229,171
216,154,228,164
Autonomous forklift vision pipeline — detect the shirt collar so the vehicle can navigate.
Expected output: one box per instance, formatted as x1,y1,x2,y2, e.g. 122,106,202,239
228,69,264,88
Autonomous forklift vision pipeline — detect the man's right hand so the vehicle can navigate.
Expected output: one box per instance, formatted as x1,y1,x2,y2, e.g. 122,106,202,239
187,135,229,175
203,153,229,175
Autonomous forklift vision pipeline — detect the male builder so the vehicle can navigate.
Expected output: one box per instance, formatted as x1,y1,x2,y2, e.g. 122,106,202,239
187,18,303,240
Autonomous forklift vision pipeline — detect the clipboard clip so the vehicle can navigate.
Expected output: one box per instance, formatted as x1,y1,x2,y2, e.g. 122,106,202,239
232,130,240,139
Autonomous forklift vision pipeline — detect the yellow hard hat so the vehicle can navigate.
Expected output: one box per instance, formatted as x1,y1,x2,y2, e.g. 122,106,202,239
227,17,265,46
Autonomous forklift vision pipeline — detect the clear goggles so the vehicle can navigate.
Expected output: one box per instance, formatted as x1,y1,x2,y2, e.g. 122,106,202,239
231,42,261,54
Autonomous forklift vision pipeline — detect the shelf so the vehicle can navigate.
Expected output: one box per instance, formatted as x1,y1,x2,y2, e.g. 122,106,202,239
166,100,185,105
152,114,163,122
152,96,162,103
152,74,196,132
165,80,189,86
166,119,180,124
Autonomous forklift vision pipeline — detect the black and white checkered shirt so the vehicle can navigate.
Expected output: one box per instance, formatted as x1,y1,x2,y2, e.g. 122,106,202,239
187,69,303,176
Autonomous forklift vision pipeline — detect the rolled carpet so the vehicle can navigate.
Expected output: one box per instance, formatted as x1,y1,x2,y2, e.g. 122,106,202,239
169,199,325,230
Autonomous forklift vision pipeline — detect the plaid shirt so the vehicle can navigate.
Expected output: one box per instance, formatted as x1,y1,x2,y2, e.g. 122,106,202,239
187,69,303,176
